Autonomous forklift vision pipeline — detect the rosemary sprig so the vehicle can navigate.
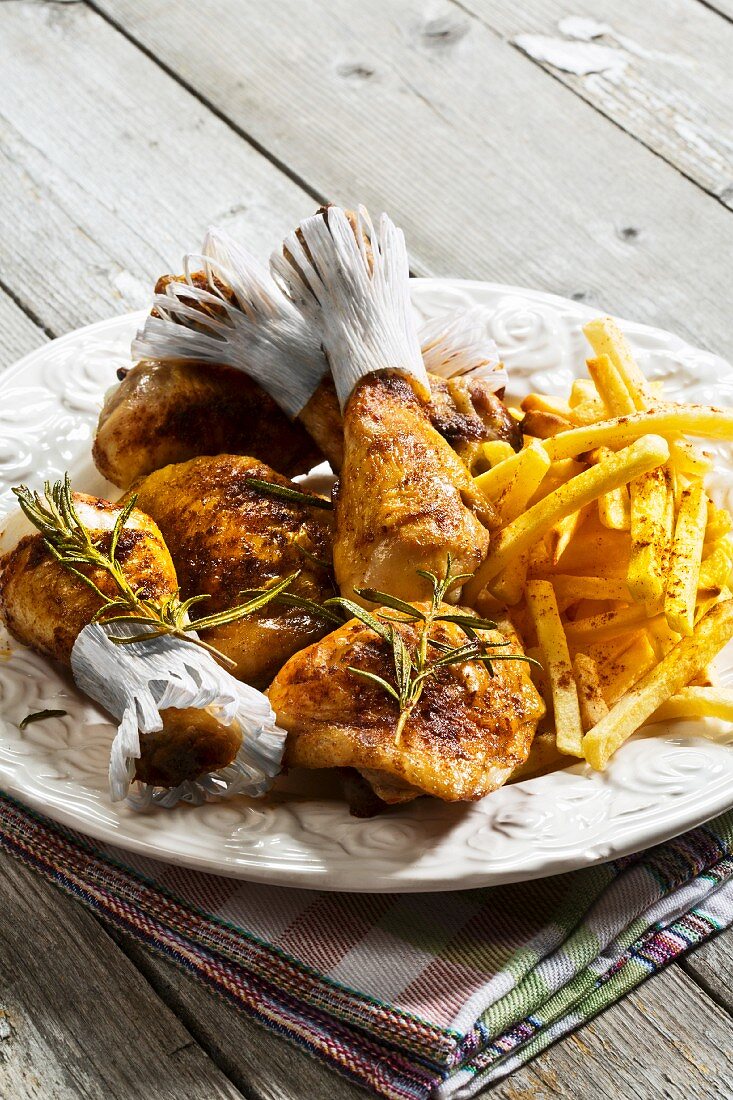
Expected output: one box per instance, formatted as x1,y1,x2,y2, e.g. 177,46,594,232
239,557,535,744
13,476,300,669
244,477,333,510
314,555,537,745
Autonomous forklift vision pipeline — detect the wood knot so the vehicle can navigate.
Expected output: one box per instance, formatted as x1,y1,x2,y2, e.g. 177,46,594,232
420,15,469,49
336,62,376,81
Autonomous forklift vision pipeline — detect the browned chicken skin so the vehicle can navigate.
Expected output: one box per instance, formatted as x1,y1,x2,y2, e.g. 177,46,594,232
0,495,242,787
334,373,495,606
268,604,544,802
98,255,520,489
299,371,520,474
130,454,335,687
94,358,321,489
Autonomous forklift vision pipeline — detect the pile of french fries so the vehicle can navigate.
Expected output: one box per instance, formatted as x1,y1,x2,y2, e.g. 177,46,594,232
464,316,733,773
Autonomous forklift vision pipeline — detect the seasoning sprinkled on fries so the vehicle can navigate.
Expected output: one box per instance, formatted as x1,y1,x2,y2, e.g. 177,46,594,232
470,316,733,772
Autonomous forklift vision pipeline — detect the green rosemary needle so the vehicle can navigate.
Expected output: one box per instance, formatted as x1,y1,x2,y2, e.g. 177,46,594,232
246,553,537,744
244,477,333,510
13,475,300,669
342,555,536,744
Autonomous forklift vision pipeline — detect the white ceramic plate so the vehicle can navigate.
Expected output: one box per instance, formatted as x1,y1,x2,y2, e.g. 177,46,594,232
1,281,733,892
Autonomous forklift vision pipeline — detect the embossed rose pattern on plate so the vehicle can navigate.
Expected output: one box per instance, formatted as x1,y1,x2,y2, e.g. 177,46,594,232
1,283,732,892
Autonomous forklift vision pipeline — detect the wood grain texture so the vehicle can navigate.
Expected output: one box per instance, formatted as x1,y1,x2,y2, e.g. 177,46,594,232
489,965,733,1100
0,0,314,337
0,288,48,366
90,0,733,359
2,3,733,1098
681,927,733,1014
697,0,733,22
460,0,733,208
0,852,244,1100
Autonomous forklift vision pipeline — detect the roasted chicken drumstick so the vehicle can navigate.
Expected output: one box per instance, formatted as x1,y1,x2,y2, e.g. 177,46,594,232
106,227,518,489
273,206,494,606
129,454,334,686
0,492,277,792
94,353,321,489
268,602,544,803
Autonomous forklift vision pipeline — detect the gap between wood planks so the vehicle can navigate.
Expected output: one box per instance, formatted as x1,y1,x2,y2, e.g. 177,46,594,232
0,6,732,1095
84,0,733,215
449,0,733,212
2,274,733,1098
696,0,733,24
81,0,328,211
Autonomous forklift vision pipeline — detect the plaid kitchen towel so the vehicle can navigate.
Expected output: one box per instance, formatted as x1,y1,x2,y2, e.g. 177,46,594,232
1,792,732,1099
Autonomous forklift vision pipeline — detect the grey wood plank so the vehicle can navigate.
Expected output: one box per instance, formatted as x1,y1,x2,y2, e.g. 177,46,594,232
697,0,733,21
681,927,733,1014
488,963,733,1099
0,852,244,1100
459,0,733,209
0,288,48,366
114,933,369,1100
0,0,314,337
89,0,733,360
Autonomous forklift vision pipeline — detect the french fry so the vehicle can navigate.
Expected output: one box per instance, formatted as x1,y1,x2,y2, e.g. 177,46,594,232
543,405,733,462
627,466,671,606
564,603,655,645
464,435,670,601
481,440,515,467
474,444,537,500
531,513,632,578
583,630,647,669
698,541,733,593
598,485,631,531
695,589,728,624
547,509,584,565
526,580,583,756
689,663,719,687
528,540,553,575
473,589,506,622
668,438,713,477
522,409,574,438
570,398,609,426
572,598,618,619
705,504,732,547
494,442,552,524
592,446,631,530
569,378,599,408
583,317,650,410
646,616,682,659
524,644,548,703
586,354,635,417
598,634,657,705
572,653,610,732
552,575,632,613
646,687,733,724
664,483,708,636
489,552,529,607
530,459,587,504
507,602,536,649
521,393,575,419
583,599,733,769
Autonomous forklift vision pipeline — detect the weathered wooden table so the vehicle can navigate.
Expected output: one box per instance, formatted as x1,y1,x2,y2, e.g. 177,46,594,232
1,2,732,1096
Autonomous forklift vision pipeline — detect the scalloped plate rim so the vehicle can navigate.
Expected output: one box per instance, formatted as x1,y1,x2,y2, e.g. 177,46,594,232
0,280,732,892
